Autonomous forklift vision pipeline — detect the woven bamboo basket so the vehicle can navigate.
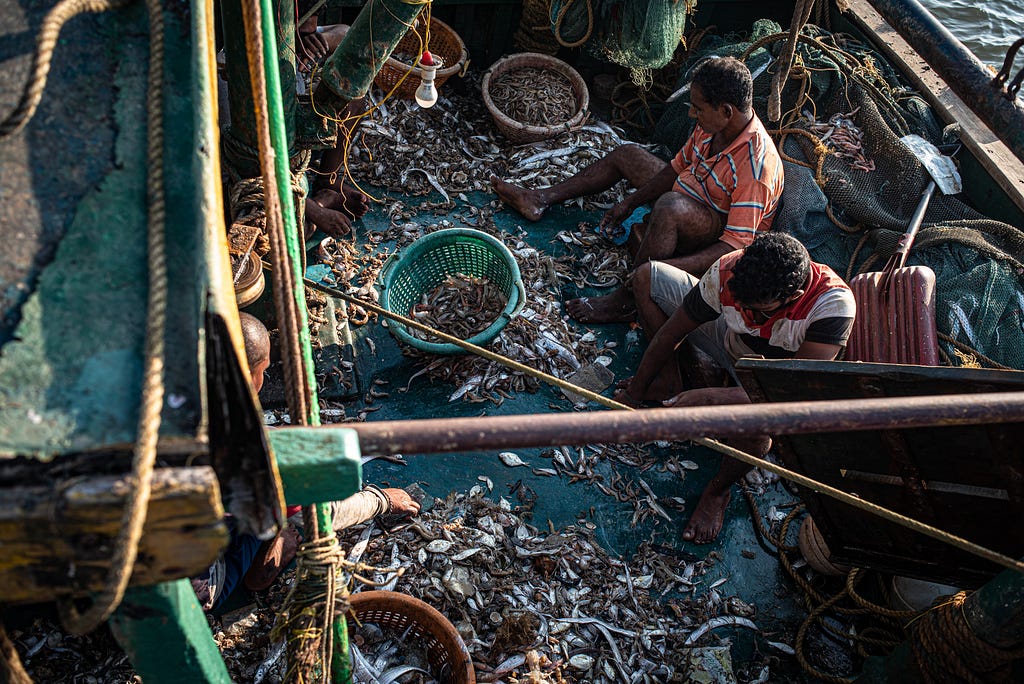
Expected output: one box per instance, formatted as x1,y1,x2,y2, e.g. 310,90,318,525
347,591,475,683
374,17,467,99
482,52,590,144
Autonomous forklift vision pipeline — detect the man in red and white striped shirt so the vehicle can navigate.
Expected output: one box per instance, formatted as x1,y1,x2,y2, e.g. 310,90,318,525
491,56,783,323
616,233,856,543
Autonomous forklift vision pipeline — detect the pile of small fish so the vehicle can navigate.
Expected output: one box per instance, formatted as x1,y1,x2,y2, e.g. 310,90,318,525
409,274,508,341
488,67,578,127
350,623,436,683
398,227,620,405
337,490,774,683
805,108,875,172
342,74,633,210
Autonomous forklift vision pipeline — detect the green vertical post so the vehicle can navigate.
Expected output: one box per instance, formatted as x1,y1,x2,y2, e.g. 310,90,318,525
220,0,297,175
110,580,232,683
253,0,355,680
314,0,425,120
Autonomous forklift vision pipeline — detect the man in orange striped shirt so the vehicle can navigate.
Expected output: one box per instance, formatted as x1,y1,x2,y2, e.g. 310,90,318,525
491,57,784,323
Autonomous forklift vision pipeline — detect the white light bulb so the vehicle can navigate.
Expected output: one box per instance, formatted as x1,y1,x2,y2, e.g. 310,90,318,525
414,51,439,108
415,64,438,108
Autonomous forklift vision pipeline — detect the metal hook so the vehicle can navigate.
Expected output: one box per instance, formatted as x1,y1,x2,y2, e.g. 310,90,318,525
1007,65,1024,100
991,37,1024,90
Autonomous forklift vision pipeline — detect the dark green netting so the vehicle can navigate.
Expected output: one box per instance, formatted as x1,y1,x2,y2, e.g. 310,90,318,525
550,0,690,79
652,22,1024,370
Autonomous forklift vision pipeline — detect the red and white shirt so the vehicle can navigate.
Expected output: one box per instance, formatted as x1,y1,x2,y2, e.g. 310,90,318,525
683,250,856,359
671,116,785,250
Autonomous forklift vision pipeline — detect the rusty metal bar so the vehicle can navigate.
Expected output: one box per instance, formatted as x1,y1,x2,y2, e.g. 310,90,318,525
306,392,1024,455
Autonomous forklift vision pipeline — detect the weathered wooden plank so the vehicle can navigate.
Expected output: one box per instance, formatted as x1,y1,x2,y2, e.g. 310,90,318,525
110,579,232,684
845,0,1024,217
0,466,227,605
269,426,362,505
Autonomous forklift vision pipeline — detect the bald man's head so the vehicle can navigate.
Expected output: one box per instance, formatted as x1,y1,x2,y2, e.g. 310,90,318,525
239,312,270,392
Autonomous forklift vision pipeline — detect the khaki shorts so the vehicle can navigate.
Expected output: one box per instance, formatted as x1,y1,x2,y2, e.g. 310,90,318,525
649,261,742,384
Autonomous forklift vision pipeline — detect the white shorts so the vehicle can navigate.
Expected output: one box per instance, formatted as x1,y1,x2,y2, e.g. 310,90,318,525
648,261,744,383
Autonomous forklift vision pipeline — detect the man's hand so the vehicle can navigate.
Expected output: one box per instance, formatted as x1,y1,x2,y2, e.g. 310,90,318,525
382,488,421,517
612,378,642,408
599,201,632,235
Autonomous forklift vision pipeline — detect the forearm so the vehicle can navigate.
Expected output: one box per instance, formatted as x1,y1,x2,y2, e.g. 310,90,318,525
629,311,698,399
328,486,389,531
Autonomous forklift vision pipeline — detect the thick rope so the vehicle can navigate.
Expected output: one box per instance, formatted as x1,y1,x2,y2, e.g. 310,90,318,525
58,0,167,634
239,0,310,425
0,0,134,139
552,0,593,49
769,0,816,122
938,333,1014,371
1,620,33,684
909,591,1024,683
271,525,347,683
302,277,1024,573
513,0,559,55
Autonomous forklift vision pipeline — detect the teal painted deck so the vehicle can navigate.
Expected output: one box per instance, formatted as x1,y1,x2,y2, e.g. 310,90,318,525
287,189,809,654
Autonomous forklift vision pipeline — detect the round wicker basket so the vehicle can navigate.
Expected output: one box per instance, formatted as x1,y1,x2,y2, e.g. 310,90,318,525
374,17,467,100
347,590,475,684
482,52,590,144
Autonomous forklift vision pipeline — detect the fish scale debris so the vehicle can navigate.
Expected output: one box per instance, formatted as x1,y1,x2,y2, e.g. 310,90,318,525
336,491,768,684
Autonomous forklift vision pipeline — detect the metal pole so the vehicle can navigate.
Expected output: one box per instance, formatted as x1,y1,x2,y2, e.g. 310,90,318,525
866,0,1024,164
313,0,424,120
291,392,1024,455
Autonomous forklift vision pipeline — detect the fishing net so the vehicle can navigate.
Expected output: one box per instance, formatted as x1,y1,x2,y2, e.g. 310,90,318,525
652,22,1024,370
550,0,692,81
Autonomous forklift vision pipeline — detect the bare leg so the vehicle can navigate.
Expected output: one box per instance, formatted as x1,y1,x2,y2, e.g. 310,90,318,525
491,144,665,221
566,193,723,323
634,192,723,265
665,386,771,543
316,94,368,196
631,261,668,340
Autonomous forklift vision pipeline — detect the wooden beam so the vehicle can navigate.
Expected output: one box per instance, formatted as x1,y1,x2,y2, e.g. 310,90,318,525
844,0,1024,216
110,580,232,684
0,466,227,605
269,426,362,505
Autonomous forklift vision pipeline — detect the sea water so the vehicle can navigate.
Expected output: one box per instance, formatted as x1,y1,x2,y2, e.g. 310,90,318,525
920,0,1024,69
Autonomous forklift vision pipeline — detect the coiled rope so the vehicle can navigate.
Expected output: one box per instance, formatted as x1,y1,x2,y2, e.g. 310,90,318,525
0,0,134,140
909,591,1024,683
56,0,168,637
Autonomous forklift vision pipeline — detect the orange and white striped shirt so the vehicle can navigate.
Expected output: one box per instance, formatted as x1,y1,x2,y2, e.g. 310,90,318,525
671,115,784,250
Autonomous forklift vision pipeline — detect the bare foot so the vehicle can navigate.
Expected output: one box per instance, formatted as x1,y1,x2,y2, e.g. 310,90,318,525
305,197,353,239
682,486,731,544
566,289,636,324
338,183,369,218
313,186,368,220
490,174,547,221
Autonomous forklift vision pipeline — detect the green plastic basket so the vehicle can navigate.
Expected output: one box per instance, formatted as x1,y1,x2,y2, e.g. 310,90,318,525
379,228,526,355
